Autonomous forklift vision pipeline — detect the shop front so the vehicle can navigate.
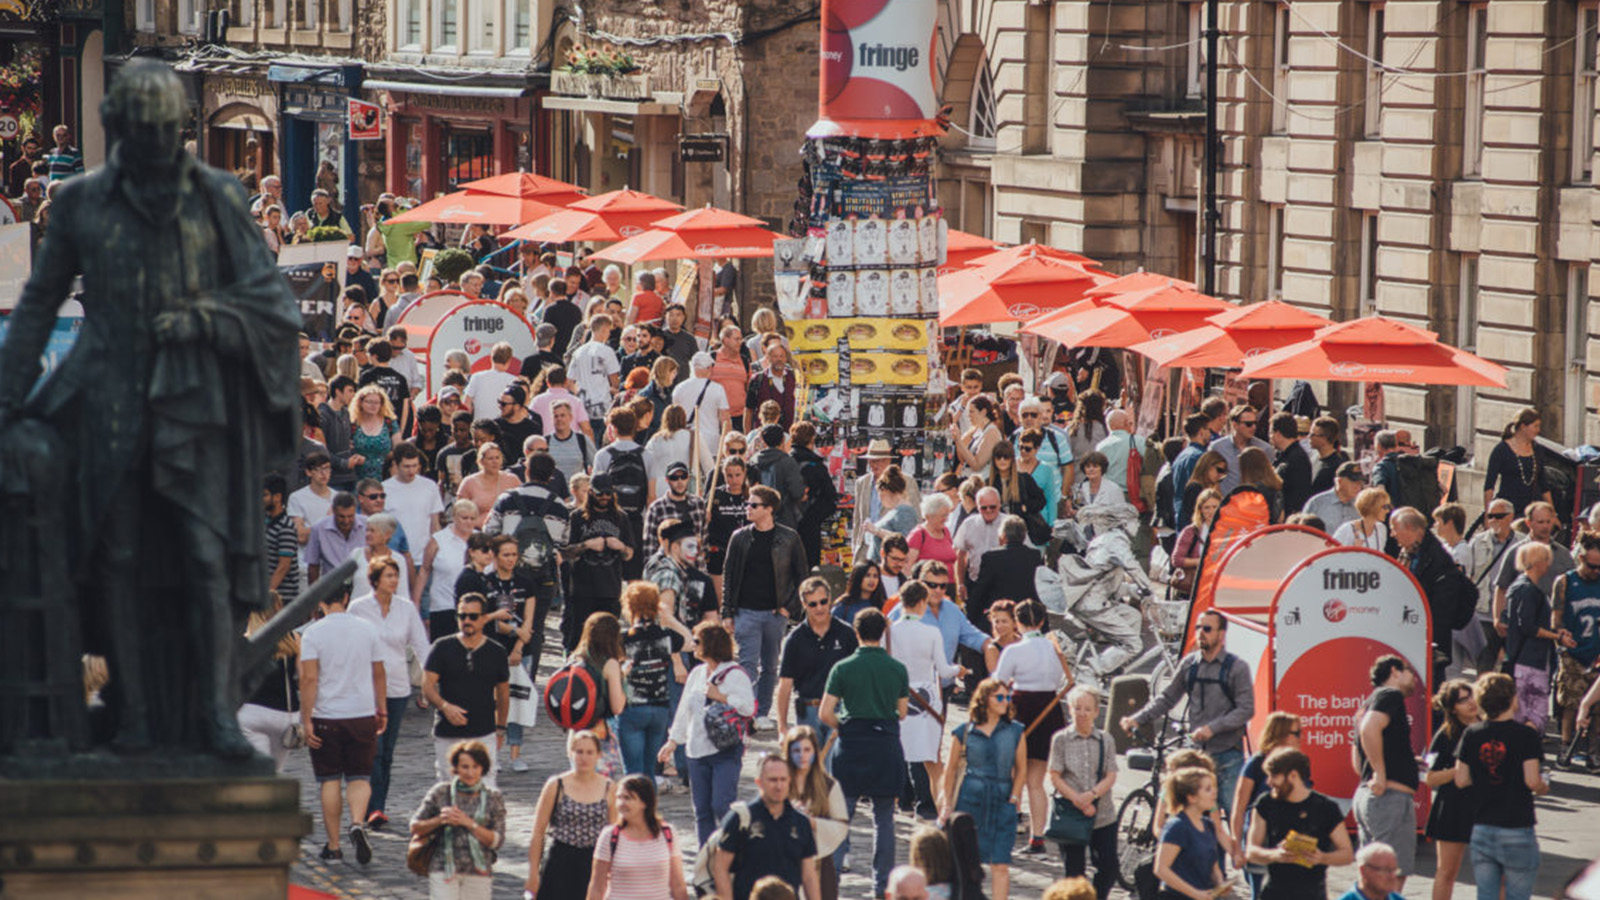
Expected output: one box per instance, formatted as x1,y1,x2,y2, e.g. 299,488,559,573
200,68,277,193
270,62,362,226
372,87,534,202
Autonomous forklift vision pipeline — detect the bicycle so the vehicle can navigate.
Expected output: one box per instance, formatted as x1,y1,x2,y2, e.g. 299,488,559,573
1057,591,1189,696
1113,721,1191,891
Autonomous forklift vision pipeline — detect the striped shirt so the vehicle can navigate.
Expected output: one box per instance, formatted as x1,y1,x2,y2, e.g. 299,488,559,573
44,145,83,181
265,512,302,600
593,825,676,900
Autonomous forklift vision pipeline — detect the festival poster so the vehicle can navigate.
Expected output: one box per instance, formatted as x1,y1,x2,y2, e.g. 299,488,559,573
282,258,344,343
792,319,843,352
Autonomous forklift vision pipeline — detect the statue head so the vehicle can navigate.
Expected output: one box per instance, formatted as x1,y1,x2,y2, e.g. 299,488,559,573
102,60,186,167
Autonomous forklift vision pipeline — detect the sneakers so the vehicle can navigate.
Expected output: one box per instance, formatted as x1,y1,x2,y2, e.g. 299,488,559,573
1023,837,1047,855
348,825,372,865
366,810,388,830
319,844,342,861
754,716,776,734
511,757,530,773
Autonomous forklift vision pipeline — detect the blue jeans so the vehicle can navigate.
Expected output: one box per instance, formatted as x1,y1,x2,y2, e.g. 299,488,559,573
734,610,787,717
842,794,897,895
618,703,671,775
1470,824,1539,900
1211,747,1243,819
368,695,409,815
688,746,743,845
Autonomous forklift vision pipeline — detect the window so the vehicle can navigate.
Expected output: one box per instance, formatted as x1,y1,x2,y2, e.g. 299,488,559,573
969,60,998,148
136,0,154,29
1364,3,1385,138
1358,212,1379,314
1464,4,1488,178
400,0,422,47
1267,205,1285,298
506,0,531,52
1271,4,1290,133
437,0,459,50
298,0,318,29
1022,3,1054,154
1187,2,1205,98
335,0,350,30
230,0,252,26
1567,264,1591,443
177,0,198,32
1575,5,1598,182
444,127,493,189
469,0,494,52
265,0,282,27
1456,254,1480,447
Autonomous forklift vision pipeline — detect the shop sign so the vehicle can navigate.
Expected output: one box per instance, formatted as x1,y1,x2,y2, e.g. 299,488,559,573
679,134,725,163
348,98,382,140
398,92,517,116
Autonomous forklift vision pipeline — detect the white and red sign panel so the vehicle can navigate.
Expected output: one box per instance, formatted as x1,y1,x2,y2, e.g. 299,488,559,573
811,0,939,138
424,300,537,395
1270,547,1432,811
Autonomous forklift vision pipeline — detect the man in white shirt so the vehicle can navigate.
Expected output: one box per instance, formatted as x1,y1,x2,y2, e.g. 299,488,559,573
385,325,422,402
381,442,444,567
299,588,386,864
288,451,336,564
671,351,731,479
462,342,518,415
953,487,1005,618
570,314,621,437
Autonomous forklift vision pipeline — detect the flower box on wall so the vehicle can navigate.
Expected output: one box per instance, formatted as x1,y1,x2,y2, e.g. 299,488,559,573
551,71,650,100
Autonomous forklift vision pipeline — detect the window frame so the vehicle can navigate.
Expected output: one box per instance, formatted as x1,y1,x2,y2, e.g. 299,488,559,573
1464,3,1488,178
1364,3,1385,138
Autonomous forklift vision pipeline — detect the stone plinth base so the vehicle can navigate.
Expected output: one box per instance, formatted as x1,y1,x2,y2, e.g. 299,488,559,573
0,777,309,899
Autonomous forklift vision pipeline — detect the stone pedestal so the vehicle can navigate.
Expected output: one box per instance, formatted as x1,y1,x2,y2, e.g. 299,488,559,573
0,777,309,899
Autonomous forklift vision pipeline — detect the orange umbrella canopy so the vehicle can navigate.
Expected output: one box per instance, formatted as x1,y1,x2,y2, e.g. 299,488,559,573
937,254,1109,327
387,191,565,225
962,240,1107,275
1023,298,1227,350
1130,300,1332,367
586,206,785,264
1085,270,1197,300
458,172,588,206
500,189,683,243
1237,316,1509,387
939,229,1008,273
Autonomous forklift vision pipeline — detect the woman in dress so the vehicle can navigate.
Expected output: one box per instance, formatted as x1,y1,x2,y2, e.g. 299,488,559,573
993,599,1073,856
983,600,1023,675
645,405,694,498
1072,451,1125,512
1425,679,1481,900
1048,686,1120,898
952,395,1002,477
410,739,508,900
1484,407,1551,517
890,582,961,808
782,726,850,900
1238,447,1284,523
349,383,401,482
587,774,687,900
659,620,756,844
1229,712,1302,896
525,730,616,900
862,465,918,563
1153,767,1227,900
834,562,887,626
1179,450,1228,529
1333,487,1391,551
940,677,1026,900
457,442,520,530
906,493,958,572
1171,489,1222,599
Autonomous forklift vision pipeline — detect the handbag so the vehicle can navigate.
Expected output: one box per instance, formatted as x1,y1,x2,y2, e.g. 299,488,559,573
405,832,437,877
280,661,307,751
702,665,750,752
1044,733,1105,845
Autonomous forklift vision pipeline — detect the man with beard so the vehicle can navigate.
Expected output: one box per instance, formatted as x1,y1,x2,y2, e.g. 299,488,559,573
643,517,718,790
483,453,566,671
1353,655,1421,889
643,461,707,560
1247,748,1353,899
421,594,509,787
562,472,635,651
0,60,301,756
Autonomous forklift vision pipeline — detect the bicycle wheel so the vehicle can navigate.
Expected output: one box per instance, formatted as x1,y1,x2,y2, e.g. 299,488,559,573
1115,786,1158,891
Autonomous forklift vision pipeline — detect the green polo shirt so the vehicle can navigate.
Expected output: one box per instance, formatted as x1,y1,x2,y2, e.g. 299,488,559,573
823,645,908,722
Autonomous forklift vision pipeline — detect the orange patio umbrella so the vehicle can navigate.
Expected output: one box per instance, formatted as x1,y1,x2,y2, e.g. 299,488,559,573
1024,282,1229,349
1130,299,1332,368
963,240,1107,274
937,254,1109,327
586,206,785,264
500,189,684,244
1084,270,1197,300
386,190,566,226
1238,315,1509,387
459,172,588,207
939,229,1008,273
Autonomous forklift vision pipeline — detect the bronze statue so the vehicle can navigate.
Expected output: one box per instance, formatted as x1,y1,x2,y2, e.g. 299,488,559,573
0,60,304,763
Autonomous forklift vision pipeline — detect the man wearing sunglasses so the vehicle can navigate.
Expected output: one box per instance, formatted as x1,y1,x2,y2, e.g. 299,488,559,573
1461,498,1519,673
775,577,858,746
1207,404,1273,496
722,484,808,731
643,460,707,560
422,594,509,788
1120,609,1254,803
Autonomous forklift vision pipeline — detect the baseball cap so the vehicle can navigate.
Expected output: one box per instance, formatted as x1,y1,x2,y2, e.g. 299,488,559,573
439,385,462,401
666,461,690,478
691,351,715,370
590,472,615,493
1045,371,1070,390
346,245,364,259
1336,461,1367,482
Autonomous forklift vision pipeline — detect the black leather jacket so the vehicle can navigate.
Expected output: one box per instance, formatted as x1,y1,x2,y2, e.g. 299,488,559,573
722,522,808,620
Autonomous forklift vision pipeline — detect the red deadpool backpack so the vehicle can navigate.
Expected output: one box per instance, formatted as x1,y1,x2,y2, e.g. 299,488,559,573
543,658,607,730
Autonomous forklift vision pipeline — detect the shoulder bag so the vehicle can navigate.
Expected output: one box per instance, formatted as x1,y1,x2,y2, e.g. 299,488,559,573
1044,733,1105,845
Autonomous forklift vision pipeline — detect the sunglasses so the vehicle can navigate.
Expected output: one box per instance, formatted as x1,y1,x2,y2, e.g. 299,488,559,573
925,581,950,590
746,502,767,509
805,599,830,608
1486,512,1510,520
1021,412,1040,418
1020,445,1038,453
456,612,482,621
1289,729,1302,736
993,694,1013,703
364,492,386,501
668,473,690,481
1196,624,1217,634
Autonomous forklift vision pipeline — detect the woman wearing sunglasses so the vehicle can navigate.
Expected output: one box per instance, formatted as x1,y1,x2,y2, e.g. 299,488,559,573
940,678,1026,900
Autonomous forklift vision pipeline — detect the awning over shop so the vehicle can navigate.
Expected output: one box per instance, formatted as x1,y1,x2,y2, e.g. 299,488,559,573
209,102,272,131
541,95,678,116
364,79,528,98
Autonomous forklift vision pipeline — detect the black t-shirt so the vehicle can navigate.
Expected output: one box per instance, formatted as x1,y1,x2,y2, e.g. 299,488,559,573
1309,449,1350,496
568,507,634,598
623,622,684,706
482,566,538,651
1252,790,1346,899
1358,687,1418,790
705,488,748,555
721,801,817,900
542,300,582,357
358,365,410,415
779,618,859,701
424,636,510,738
495,413,543,465
455,567,490,601
1456,719,1542,828
740,528,778,612
521,350,565,378
680,565,719,625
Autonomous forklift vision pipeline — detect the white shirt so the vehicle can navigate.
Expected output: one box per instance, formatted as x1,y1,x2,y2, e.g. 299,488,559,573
349,547,412,600
382,474,444,564
349,593,431,698
428,526,471,614
644,429,693,497
463,368,518,416
671,376,730,473
994,631,1066,692
391,348,422,395
571,341,621,419
953,514,1005,579
668,660,756,759
300,611,384,719
1074,479,1126,510
287,485,334,565
889,616,959,688
1333,520,1388,551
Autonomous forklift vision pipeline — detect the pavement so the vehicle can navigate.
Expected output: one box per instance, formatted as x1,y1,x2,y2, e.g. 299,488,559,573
287,641,1600,899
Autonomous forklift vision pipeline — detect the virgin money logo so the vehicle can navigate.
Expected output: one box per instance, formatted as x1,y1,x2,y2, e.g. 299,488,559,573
620,225,644,237
693,243,725,254
1007,303,1041,318
1323,598,1348,622
1243,347,1267,358
464,338,482,354
439,206,486,220
1329,362,1368,377
1148,328,1177,339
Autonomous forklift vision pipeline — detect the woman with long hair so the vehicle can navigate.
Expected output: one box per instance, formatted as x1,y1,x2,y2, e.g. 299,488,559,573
1230,712,1303,896
1153,767,1227,900
1171,489,1223,598
573,611,629,779
1238,447,1284,523
636,356,679,441
1049,685,1120,898
989,442,1048,533
349,556,430,830
704,454,750,600
1485,407,1551,517
456,442,519,530
862,465,918,563
940,677,1026,900
238,593,301,773
410,739,508,900
952,394,1002,476
992,599,1073,855
659,621,755,844
525,730,617,900
1067,390,1109,487
618,582,686,778
834,562,887,626
588,774,687,900
1179,450,1229,528
909,827,958,899
782,726,850,900
349,383,401,482
1426,679,1481,900
1333,488,1391,551
645,404,694,497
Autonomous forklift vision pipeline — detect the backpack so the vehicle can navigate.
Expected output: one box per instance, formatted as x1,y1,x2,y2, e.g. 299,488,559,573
690,801,751,897
543,658,608,730
499,489,569,575
941,811,989,900
1443,563,1479,631
1125,440,1149,515
1185,651,1239,708
799,457,837,522
1394,455,1443,518
608,446,649,515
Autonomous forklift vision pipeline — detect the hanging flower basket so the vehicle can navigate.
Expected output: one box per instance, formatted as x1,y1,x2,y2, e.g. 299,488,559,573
555,46,648,99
